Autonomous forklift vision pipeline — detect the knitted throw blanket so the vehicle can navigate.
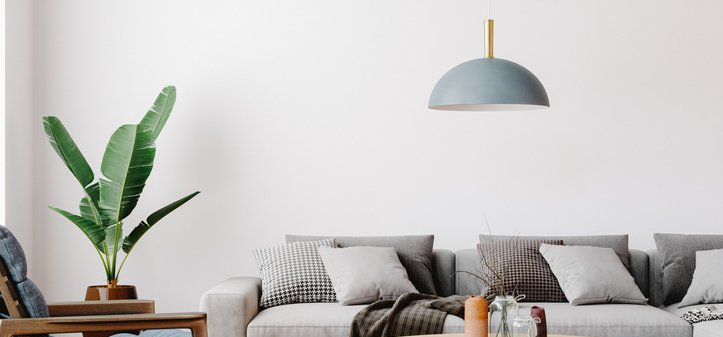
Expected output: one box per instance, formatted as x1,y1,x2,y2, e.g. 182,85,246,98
350,294,467,337
681,305,723,324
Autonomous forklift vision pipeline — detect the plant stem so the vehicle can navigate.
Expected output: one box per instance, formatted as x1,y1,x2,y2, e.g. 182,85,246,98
111,221,122,281
116,251,131,281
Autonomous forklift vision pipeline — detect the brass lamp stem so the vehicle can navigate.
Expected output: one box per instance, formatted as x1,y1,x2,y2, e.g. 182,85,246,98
484,19,494,58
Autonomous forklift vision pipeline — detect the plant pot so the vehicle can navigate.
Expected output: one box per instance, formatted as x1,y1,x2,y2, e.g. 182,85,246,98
84,285,139,337
85,284,138,301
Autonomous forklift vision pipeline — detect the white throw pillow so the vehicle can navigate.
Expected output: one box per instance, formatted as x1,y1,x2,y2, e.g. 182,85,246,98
539,244,648,305
679,249,723,308
318,246,418,305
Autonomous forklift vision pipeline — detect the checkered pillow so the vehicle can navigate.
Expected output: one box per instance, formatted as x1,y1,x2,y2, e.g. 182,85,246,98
253,239,338,308
477,239,567,302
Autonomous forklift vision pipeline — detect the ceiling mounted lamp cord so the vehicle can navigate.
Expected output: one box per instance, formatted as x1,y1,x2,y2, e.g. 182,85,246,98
428,0,550,111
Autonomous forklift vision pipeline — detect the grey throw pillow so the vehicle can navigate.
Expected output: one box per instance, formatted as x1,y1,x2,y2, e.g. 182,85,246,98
477,239,566,302
286,235,436,295
654,233,723,305
539,244,647,305
679,249,723,308
318,246,418,305
253,239,338,308
480,234,631,270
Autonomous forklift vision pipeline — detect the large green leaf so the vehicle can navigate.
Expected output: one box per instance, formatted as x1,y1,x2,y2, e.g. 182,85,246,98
44,116,104,227
103,223,122,259
80,182,111,253
80,182,109,226
139,86,176,142
122,191,200,254
49,207,105,244
98,124,156,223
42,116,95,187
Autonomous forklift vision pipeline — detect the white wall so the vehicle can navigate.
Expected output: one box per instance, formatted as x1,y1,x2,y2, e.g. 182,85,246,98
1,0,6,225
6,0,36,270
14,0,723,312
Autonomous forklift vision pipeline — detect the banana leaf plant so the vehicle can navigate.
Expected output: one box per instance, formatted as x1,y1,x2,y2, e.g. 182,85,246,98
42,86,200,287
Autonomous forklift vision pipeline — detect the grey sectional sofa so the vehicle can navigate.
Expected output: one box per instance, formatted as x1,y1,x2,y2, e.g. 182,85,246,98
200,248,713,337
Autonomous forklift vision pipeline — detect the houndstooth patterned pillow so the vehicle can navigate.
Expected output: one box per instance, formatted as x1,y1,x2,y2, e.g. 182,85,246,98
253,239,338,308
477,239,567,302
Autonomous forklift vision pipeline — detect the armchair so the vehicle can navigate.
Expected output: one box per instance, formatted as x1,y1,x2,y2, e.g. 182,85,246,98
0,226,206,337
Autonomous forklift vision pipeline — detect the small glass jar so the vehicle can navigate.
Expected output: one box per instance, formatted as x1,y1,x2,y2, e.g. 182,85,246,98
512,316,539,337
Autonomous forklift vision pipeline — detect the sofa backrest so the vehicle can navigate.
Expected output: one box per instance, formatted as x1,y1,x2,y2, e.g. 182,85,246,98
647,249,664,307
448,248,651,301
432,249,456,297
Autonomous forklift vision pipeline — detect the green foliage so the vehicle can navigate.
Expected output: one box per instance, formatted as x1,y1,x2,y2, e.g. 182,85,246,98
43,86,200,284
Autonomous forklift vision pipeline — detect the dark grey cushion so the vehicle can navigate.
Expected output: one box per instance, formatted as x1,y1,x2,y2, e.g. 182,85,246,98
286,235,437,295
0,226,28,282
0,226,49,318
16,279,49,318
479,234,631,270
478,239,567,302
654,233,723,305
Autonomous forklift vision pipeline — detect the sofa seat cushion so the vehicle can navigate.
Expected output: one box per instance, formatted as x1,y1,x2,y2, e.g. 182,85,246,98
247,303,463,337
519,302,691,337
690,320,723,337
664,303,722,337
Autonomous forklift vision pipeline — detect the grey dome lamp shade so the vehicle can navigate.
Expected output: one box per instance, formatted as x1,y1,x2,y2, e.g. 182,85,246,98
428,19,549,111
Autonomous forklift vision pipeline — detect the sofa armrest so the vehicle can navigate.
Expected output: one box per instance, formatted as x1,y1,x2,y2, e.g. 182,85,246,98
200,277,261,337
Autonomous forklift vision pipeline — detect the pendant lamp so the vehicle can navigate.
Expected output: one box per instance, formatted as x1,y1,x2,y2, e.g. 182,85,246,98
428,3,549,111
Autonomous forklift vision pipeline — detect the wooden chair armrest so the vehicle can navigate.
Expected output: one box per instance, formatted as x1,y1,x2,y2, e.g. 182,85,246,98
0,313,206,337
48,300,155,316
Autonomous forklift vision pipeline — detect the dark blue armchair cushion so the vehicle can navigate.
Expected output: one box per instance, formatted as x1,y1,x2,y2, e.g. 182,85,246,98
0,226,49,318
0,226,28,282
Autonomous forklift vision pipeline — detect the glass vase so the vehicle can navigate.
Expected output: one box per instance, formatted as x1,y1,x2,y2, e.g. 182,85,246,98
489,295,519,337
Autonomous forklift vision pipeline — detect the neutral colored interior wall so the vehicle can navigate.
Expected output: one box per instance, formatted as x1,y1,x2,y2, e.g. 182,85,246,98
13,0,723,312
1,0,5,226
5,0,36,270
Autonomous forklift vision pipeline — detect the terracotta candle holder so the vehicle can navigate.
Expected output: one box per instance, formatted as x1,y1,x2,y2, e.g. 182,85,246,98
465,296,489,337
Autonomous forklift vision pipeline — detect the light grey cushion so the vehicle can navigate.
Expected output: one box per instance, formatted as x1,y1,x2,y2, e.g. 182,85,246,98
654,233,723,305
663,302,723,337
518,302,691,337
665,303,723,337
286,235,436,295
539,244,647,305
680,249,723,307
692,321,723,337
247,302,462,337
480,234,631,270
318,246,417,305
664,301,718,316
664,303,720,337
0,226,48,318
